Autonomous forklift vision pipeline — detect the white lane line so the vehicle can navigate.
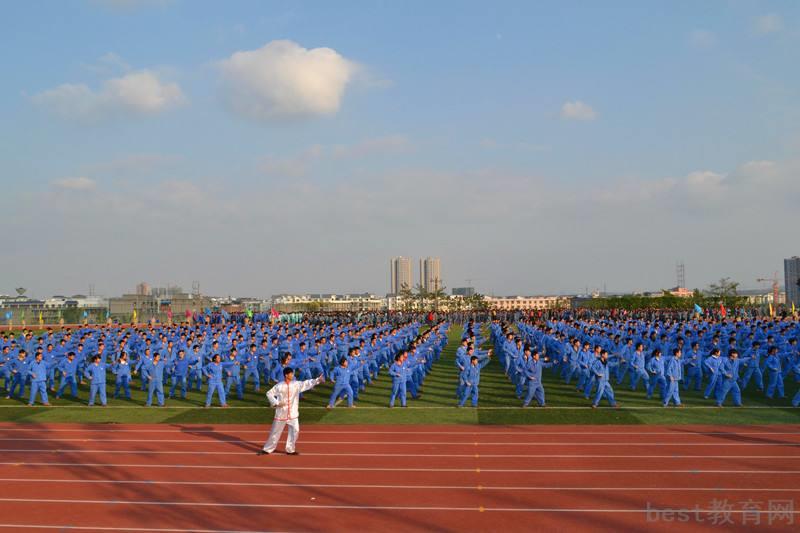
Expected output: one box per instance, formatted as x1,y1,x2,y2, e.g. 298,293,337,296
0,526,287,533
2,478,799,492
1,498,799,514
0,462,796,474
0,405,794,409
0,450,798,459
1,429,798,436
0,438,797,446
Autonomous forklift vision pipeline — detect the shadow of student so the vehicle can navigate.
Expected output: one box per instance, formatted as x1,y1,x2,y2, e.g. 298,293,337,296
174,424,262,452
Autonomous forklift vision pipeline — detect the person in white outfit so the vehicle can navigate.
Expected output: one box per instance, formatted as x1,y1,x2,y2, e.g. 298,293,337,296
258,367,325,455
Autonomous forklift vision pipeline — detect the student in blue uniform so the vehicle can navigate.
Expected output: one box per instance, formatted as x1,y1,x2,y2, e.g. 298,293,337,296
112,352,132,399
169,349,191,399
84,355,108,407
388,353,407,408
6,350,30,399
145,352,167,407
629,343,648,391
223,348,244,400
646,349,666,402
204,354,228,408
27,352,50,406
663,348,683,407
764,346,784,399
458,354,491,408
55,351,79,399
591,350,618,408
703,348,723,400
683,342,703,391
327,357,355,408
741,341,764,391
715,349,744,407
243,344,261,393
523,350,552,408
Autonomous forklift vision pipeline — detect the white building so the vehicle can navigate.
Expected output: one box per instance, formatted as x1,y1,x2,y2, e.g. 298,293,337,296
485,295,572,311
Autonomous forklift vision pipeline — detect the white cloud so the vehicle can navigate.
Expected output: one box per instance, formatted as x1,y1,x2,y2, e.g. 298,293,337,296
32,70,185,121
218,40,357,121
90,0,173,10
688,29,717,48
560,100,597,121
754,13,783,35
52,177,96,190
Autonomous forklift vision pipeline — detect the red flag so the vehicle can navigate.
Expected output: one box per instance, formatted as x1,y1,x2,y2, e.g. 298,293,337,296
270,307,279,318
719,303,727,318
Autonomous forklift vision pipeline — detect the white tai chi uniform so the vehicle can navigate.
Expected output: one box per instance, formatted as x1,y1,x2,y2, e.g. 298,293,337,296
262,376,324,453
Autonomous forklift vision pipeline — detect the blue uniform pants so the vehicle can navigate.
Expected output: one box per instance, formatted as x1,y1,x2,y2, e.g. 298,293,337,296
89,382,107,406
647,375,666,400
684,366,702,391
205,381,227,407
389,380,406,407
630,367,648,391
243,369,260,391
741,366,763,391
114,376,131,399
170,375,188,398
766,371,784,399
593,382,617,407
663,379,681,406
703,373,719,399
8,375,25,398
147,379,164,406
56,375,78,398
524,380,545,407
715,378,741,406
28,381,48,405
458,383,479,407
328,384,354,407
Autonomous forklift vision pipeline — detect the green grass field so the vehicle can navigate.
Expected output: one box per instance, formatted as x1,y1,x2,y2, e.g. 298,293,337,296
2,324,800,425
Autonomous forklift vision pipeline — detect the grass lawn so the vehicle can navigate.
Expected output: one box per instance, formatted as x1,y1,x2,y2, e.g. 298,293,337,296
2,325,799,425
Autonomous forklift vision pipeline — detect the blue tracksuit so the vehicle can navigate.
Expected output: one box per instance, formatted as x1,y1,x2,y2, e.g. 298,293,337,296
664,356,682,406
629,350,648,390
56,357,80,398
458,359,490,407
146,359,167,406
741,349,764,391
646,356,666,401
8,357,30,398
223,357,243,400
113,360,132,399
328,365,354,407
703,355,723,399
169,356,191,399
84,362,108,406
591,359,617,407
765,354,784,399
683,349,703,391
204,362,227,407
28,359,49,405
523,358,552,407
715,357,742,407
388,362,406,407
792,362,800,407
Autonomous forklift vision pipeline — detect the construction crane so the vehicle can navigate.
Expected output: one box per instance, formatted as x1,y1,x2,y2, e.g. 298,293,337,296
756,272,780,306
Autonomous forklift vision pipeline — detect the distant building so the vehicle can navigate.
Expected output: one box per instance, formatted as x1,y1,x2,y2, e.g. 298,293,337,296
390,257,413,295
485,295,572,311
785,257,800,308
152,285,183,298
135,282,151,296
452,287,475,297
273,293,385,312
668,287,694,298
419,257,442,292
108,294,159,320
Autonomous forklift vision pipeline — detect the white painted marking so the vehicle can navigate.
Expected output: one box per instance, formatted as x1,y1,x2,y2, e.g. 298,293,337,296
1,478,799,492
0,462,796,474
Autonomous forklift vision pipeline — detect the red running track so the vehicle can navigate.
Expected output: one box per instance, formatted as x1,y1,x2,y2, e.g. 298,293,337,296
0,423,798,532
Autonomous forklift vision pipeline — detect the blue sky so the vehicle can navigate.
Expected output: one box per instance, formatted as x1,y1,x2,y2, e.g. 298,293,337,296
1,0,798,298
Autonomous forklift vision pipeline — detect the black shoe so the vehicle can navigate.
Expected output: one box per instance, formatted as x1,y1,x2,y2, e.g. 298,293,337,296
257,450,271,456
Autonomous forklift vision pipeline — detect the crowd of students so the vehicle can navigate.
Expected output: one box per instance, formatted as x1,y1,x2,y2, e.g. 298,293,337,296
488,315,800,408
0,318,447,408
4,314,799,410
